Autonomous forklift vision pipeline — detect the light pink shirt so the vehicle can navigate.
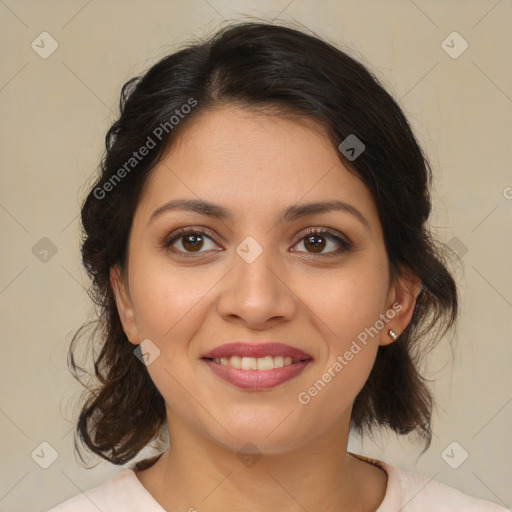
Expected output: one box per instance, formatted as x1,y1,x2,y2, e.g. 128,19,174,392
47,453,508,511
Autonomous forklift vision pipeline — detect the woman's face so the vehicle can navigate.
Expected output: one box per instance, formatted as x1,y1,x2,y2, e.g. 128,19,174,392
113,105,417,454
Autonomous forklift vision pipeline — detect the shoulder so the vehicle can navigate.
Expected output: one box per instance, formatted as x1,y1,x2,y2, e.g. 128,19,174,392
350,452,508,512
391,465,508,511
46,469,165,512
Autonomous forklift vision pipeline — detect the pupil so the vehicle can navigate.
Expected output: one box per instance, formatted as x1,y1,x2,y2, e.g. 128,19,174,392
306,235,325,253
184,234,203,251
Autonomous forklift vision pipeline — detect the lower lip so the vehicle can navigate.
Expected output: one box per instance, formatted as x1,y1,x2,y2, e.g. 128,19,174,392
202,359,311,390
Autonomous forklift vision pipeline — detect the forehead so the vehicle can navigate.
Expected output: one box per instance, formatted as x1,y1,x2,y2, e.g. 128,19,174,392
135,106,379,230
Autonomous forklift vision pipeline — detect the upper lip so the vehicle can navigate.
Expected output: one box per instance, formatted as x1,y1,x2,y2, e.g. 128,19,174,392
202,342,313,361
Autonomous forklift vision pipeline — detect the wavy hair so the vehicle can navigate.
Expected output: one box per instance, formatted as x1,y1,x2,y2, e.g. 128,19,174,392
69,21,458,467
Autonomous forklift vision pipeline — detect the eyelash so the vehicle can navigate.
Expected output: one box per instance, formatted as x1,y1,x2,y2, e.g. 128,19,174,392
162,226,353,258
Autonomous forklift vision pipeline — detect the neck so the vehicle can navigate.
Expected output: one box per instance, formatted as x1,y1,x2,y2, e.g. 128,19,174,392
135,411,385,512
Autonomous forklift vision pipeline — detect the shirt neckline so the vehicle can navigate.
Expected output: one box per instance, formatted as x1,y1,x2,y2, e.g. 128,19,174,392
348,451,402,511
125,452,401,512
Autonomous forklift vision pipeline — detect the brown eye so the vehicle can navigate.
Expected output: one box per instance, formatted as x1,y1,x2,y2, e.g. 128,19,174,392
181,233,205,252
304,234,326,253
164,228,221,255
292,228,352,256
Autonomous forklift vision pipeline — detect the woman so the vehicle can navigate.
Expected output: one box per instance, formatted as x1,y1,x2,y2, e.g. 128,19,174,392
48,21,507,511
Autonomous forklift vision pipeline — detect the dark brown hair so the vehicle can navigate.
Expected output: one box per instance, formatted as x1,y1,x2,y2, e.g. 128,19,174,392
70,21,458,467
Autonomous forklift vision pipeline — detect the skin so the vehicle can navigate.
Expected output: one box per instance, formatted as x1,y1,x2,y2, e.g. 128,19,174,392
111,105,421,512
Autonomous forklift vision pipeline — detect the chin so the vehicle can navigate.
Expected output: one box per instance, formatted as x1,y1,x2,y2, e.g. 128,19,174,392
201,414,310,457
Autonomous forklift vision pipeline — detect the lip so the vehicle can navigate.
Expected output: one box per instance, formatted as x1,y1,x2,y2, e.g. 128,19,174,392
203,359,311,390
201,342,312,361
201,342,313,390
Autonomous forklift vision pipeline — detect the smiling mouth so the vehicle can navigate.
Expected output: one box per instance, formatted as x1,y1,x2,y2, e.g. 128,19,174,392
203,355,308,370
201,343,313,389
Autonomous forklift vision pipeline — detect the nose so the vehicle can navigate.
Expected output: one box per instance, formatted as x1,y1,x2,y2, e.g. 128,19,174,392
216,245,297,330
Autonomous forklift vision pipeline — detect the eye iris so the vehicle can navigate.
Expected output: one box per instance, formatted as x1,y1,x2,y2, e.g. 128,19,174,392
182,234,204,252
305,235,326,253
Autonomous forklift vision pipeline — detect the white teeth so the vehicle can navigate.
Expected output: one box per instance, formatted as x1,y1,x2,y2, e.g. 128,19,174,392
257,356,273,370
230,355,242,368
273,355,284,368
241,356,257,370
212,355,295,370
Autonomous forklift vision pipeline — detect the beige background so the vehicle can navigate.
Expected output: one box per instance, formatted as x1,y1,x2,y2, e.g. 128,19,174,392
0,0,511,510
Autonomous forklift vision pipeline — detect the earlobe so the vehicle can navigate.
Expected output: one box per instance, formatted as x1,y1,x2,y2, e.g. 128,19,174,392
110,265,140,345
380,269,422,346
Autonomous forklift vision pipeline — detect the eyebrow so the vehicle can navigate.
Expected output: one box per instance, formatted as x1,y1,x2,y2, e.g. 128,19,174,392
148,198,370,231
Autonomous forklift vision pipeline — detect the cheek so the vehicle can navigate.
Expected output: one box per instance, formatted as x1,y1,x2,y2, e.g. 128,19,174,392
298,258,389,395
304,257,389,343
127,259,216,422
294,304,384,430
129,256,217,345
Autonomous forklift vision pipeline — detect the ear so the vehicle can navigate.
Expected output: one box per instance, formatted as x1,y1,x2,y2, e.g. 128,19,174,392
110,264,140,346
380,267,422,347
